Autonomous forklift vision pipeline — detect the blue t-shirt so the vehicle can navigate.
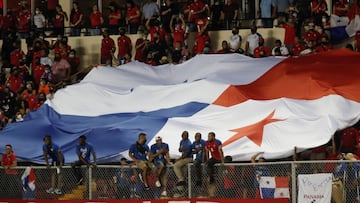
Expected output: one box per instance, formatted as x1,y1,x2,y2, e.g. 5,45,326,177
192,139,206,160
150,142,169,162
129,142,150,161
43,143,60,162
180,139,193,159
76,143,95,163
116,167,132,187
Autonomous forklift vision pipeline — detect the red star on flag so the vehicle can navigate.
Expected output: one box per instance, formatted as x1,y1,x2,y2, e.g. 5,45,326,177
223,110,285,147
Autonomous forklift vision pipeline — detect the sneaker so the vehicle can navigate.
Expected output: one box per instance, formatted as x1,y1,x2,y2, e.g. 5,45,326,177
138,173,144,183
144,184,150,190
155,180,161,188
54,189,62,195
160,190,167,197
176,181,186,186
46,188,55,194
76,178,84,185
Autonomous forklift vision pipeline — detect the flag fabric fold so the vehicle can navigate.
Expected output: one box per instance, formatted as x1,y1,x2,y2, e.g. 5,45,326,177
331,1,360,42
259,176,290,199
21,166,36,191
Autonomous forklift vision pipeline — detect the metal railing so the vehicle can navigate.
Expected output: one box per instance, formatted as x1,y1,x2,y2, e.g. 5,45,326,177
0,160,359,202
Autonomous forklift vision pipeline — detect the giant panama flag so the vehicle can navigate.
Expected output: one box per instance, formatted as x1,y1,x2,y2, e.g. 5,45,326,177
0,49,360,163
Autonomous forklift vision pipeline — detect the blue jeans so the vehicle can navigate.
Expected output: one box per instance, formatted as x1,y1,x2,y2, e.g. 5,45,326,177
90,28,101,36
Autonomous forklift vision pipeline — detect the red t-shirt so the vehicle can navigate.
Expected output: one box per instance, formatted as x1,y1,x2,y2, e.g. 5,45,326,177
355,31,360,50
315,44,332,53
101,37,115,58
303,30,320,42
149,27,167,41
127,6,140,24
1,152,17,175
254,46,271,58
341,127,359,151
25,94,38,111
173,28,185,46
135,38,146,62
117,36,132,57
109,10,121,25
17,9,31,32
206,139,222,161
311,0,327,14
8,75,23,93
33,64,46,85
333,1,348,16
71,9,83,26
90,11,103,28
54,46,71,59
54,12,65,28
196,33,210,54
291,43,306,56
188,1,205,22
282,23,296,45
10,49,25,66
195,18,208,32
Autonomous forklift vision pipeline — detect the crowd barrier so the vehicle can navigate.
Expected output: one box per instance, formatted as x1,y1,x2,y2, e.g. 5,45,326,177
0,160,359,202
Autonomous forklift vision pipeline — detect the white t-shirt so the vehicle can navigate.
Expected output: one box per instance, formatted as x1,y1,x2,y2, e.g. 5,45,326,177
271,45,289,56
229,34,242,50
34,14,46,28
246,33,261,55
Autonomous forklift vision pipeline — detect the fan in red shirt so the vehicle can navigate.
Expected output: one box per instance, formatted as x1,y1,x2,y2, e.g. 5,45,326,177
16,2,31,38
253,37,271,58
10,42,25,67
1,144,17,175
89,4,104,36
196,32,210,54
315,35,332,53
101,29,116,65
303,23,320,43
185,0,206,25
32,58,46,85
1,144,18,198
54,40,71,60
135,31,149,62
355,31,360,52
170,15,186,47
53,4,68,36
117,28,132,65
217,40,233,54
108,2,122,35
333,0,349,17
7,68,23,93
126,0,141,34
340,127,359,153
70,2,84,36
205,132,224,184
146,17,167,41
291,36,306,56
281,18,296,48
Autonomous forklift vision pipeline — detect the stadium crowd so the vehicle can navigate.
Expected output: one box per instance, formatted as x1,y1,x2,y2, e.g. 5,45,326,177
0,1,359,145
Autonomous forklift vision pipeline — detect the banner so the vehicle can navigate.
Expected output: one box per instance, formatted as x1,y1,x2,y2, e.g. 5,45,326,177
0,198,289,203
298,173,332,203
259,176,290,199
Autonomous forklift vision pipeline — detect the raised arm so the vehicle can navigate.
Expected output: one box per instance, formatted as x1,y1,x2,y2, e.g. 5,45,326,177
251,152,264,163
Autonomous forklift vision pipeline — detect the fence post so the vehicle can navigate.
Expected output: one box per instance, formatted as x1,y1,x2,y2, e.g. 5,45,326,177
89,167,92,200
188,163,192,198
291,162,296,203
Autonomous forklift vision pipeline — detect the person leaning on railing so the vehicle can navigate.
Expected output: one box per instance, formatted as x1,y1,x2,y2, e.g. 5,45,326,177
1,144,19,199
